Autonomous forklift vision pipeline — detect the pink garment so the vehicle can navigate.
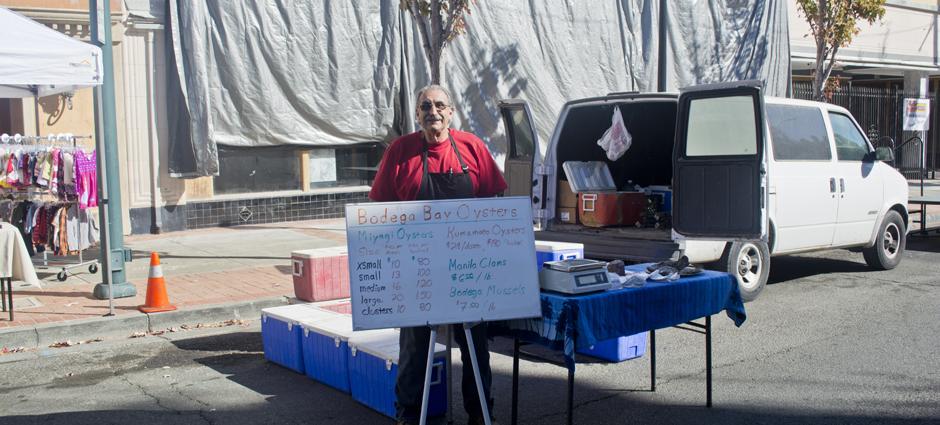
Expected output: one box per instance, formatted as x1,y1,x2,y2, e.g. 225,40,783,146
4,153,16,186
75,150,98,209
49,149,60,193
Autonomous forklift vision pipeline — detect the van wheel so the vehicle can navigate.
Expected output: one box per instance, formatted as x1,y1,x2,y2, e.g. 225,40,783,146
863,210,905,270
721,241,770,302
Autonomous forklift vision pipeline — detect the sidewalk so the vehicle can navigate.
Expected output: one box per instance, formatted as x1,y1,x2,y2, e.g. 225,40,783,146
0,218,348,350
909,179,940,233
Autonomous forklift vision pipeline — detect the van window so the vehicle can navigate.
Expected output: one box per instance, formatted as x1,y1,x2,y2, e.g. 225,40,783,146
507,109,536,159
766,104,831,161
828,112,870,161
685,95,757,156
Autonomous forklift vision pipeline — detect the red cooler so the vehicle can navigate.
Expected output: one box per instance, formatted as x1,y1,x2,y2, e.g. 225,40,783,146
291,247,350,302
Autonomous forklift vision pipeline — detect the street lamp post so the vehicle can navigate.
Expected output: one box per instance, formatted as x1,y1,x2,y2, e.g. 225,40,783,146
90,0,136,302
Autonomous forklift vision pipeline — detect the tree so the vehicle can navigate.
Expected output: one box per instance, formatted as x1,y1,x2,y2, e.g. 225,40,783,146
401,0,474,84
796,0,886,101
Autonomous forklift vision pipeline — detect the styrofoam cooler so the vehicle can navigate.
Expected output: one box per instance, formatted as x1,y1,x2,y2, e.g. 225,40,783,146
348,330,448,418
291,247,350,302
301,315,356,392
577,332,647,362
317,299,352,315
535,241,584,271
261,304,340,373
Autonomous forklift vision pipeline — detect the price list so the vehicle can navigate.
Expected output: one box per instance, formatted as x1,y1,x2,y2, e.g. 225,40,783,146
345,197,541,330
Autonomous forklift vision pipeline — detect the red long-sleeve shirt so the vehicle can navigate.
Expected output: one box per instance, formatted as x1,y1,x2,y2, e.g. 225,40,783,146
369,129,507,202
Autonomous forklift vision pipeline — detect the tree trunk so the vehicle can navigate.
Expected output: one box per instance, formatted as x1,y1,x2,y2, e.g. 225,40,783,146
814,60,828,102
430,54,441,84
812,0,828,102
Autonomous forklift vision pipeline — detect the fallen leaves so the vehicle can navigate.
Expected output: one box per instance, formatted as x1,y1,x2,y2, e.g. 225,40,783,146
128,319,250,339
48,338,103,348
0,346,28,355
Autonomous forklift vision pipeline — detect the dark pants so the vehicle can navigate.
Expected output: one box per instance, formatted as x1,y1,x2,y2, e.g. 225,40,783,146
396,324,493,421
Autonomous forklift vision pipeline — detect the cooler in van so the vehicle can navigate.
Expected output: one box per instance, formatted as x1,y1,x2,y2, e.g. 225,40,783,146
535,241,583,272
348,330,448,418
563,161,646,227
291,247,350,302
577,332,647,362
261,304,340,373
647,185,672,212
301,315,355,392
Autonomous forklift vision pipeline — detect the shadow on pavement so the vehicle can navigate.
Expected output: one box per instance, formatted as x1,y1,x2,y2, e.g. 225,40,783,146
906,235,940,253
767,255,870,285
172,331,264,353
142,331,939,425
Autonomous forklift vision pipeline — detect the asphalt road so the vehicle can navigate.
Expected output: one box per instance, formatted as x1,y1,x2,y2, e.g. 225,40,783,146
1,236,938,425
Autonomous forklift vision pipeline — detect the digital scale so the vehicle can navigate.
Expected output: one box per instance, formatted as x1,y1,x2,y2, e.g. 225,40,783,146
539,258,612,294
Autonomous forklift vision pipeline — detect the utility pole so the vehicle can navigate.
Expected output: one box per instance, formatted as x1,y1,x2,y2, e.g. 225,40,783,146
90,0,136,301
657,0,668,92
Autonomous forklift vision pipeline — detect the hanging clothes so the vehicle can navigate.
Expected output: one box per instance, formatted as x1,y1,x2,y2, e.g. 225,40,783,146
75,150,97,209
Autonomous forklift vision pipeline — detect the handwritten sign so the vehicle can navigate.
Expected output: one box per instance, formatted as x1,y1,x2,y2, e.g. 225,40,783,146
345,197,541,330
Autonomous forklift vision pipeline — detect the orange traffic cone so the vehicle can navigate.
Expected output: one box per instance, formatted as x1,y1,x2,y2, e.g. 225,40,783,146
139,252,176,313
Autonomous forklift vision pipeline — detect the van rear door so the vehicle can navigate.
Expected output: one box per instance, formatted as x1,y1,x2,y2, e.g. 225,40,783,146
499,99,545,226
672,81,767,240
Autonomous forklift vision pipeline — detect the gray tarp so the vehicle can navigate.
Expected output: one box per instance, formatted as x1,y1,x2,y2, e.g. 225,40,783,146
167,0,789,177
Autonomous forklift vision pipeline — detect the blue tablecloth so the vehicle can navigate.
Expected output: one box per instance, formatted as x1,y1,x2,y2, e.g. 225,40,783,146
490,264,747,370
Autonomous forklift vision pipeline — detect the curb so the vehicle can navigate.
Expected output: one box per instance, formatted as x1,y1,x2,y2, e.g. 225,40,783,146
0,296,291,350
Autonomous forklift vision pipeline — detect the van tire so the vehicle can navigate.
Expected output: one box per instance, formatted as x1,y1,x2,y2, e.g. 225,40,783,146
863,210,905,270
720,241,770,302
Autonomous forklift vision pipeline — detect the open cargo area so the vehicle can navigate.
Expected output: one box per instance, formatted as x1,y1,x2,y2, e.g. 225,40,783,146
538,97,681,262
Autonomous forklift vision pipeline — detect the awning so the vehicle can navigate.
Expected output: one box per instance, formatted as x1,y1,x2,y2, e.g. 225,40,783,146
0,7,103,98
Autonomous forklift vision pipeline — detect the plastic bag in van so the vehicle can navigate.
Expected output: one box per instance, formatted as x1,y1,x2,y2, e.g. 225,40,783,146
596,106,632,161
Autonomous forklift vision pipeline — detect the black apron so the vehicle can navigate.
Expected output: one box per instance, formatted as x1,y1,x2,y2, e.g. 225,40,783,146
415,132,473,201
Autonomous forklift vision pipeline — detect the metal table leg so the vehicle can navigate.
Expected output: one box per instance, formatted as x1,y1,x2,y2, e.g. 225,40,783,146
650,329,656,391
567,366,574,425
511,338,520,425
705,315,712,408
1,277,6,313
2,278,12,321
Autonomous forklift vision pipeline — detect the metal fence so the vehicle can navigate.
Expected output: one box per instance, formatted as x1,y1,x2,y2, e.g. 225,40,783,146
792,82,937,180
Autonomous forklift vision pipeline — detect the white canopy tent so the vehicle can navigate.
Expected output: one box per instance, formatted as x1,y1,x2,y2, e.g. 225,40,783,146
0,6,102,98
0,7,104,289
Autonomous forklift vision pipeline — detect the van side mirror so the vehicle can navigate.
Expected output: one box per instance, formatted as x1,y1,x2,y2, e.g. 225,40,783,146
874,146,894,162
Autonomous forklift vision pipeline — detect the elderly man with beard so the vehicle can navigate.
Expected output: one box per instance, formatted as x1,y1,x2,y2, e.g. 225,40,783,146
369,84,506,425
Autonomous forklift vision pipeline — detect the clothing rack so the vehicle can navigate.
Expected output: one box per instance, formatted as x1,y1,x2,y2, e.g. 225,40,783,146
33,206,99,282
0,133,92,146
0,134,100,282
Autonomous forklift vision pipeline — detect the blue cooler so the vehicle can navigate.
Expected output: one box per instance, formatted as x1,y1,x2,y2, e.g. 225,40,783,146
647,185,672,212
301,315,356,392
261,304,339,373
348,330,448,418
578,332,647,362
535,241,584,272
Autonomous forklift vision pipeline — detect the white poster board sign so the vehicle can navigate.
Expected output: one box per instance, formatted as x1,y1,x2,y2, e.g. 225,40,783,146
345,197,541,330
903,98,930,131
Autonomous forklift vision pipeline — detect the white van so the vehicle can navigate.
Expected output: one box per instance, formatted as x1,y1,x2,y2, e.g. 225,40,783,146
500,81,909,301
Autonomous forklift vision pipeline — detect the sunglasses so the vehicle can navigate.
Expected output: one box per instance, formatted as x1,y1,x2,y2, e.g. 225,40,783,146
419,101,451,112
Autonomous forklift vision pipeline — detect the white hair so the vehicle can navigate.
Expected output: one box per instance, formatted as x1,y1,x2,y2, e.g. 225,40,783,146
415,84,453,104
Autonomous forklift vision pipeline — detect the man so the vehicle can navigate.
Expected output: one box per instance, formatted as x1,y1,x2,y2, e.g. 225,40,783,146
370,84,506,425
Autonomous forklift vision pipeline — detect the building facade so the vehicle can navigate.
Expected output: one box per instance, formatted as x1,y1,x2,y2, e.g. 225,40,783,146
3,1,935,237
